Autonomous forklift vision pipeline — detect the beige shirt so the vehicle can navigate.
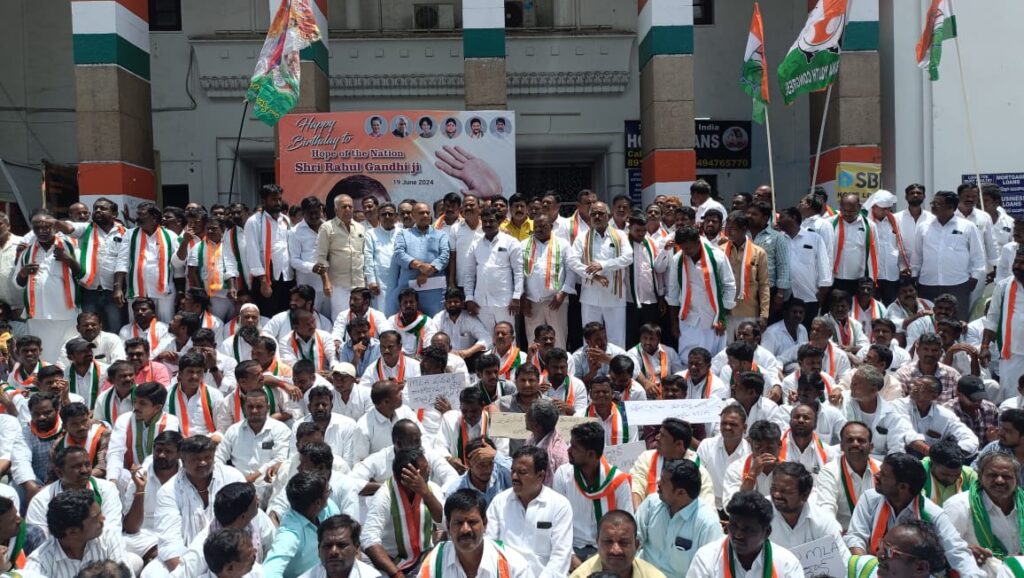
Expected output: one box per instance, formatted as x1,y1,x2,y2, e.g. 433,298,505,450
724,240,770,319
315,217,366,288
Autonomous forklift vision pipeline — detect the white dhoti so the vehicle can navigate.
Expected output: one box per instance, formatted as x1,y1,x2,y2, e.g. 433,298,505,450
524,299,570,349
999,354,1024,403
677,321,726,361
581,304,626,347
123,529,160,558
330,287,353,322
26,319,76,364
477,305,514,333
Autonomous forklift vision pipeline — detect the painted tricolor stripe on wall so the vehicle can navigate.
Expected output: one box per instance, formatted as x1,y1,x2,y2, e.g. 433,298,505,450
640,149,696,206
71,0,150,81
638,0,694,70
463,0,506,59
844,0,878,51
270,0,330,75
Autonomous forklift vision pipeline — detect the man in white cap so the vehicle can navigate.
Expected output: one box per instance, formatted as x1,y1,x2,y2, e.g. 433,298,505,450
321,361,372,422
865,190,912,304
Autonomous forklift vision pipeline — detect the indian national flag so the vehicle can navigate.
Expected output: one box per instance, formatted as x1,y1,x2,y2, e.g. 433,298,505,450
740,2,770,124
916,0,957,81
777,0,849,105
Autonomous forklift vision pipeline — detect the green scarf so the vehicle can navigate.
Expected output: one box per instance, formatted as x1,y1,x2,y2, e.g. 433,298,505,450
968,479,1024,559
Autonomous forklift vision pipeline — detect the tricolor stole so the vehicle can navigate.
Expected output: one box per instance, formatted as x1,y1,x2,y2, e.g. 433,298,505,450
227,226,249,291
573,457,630,525
126,226,174,298
291,331,328,371
197,239,226,296
22,236,78,317
840,456,878,513
778,429,829,468
724,240,754,301
497,346,522,380
523,236,562,291
456,413,488,462
677,242,726,328
395,313,430,355
997,279,1021,360
420,542,510,578
167,383,216,435
8,520,26,569
587,401,630,445
831,214,879,281
77,223,125,288
868,495,930,554
124,413,169,468
56,422,108,465
723,539,777,578
583,228,624,299
388,478,433,571
854,298,886,327
69,361,102,409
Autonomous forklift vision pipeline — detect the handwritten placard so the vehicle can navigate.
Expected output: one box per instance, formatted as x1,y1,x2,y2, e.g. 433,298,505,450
404,373,467,411
486,413,597,440
604,441,647,471
788,536,845,578
623,398,723,426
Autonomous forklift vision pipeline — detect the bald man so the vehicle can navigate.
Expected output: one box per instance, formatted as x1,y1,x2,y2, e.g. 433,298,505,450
316,193,368,319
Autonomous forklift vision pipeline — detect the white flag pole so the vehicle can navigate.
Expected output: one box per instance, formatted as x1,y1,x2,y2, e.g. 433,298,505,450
810,84,834,195
947,0,984,210
765,106,777,214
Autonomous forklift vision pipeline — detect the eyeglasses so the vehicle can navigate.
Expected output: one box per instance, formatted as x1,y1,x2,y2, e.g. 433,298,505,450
877,542,920,563
379,212,397,217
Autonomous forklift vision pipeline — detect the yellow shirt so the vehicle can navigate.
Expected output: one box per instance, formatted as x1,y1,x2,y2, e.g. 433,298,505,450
570,554,667,578
501,218,534,241
315,218,367,287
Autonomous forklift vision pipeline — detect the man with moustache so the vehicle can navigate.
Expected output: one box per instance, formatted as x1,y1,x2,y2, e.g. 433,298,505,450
944,452,1024,570
297,514,380,578
813,421,879,531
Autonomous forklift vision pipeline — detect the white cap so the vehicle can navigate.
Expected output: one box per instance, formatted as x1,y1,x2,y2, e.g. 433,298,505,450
863,189,896,213
330,362,357,377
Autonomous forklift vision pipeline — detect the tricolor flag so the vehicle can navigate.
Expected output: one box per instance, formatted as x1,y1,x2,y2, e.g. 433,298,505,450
246,0,321,126
916,0,957,81
740,2,770,124
777,0,849,105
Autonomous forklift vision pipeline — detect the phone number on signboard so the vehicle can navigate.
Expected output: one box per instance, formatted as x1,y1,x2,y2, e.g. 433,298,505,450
697,160,751,169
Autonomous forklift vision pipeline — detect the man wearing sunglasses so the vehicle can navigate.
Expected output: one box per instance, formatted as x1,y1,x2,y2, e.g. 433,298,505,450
847,519,947,578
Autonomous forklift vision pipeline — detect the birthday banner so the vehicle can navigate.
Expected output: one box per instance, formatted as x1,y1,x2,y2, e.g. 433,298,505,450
278,110,517,208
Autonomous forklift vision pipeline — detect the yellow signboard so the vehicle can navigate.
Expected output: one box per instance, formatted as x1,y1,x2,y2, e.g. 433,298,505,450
836,162,882,199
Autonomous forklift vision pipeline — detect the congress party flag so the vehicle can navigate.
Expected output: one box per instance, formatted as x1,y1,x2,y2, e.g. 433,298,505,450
740,2,770,124
246,0,322,126
916,0,958,81
777,0,849,105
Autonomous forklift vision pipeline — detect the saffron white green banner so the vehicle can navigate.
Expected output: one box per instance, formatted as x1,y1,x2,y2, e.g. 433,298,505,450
777,0,849,105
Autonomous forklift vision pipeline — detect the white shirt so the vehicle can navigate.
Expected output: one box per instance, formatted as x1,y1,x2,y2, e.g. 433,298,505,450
521,236,574,303
894,208,933,257
119,319,169,355
842,396,924,457
62,360,109,410
665,245,737,329
120,457,169,534
279,329,337,369
463,232,524,306
944,490,1021,557
287,220,323,291
304,384,373,423
214,418,292,479
358,355,422,390
331,307,391,345
856,341,911,371
438,410,509,458
912,215,986,285
244,211,293,282
25,477,123,540
627,345,684,384
364,226,399,292
0,414,34,486
24,534,127,578
626,238,670,305
568,227,634,306
542,375,590,416
780,341,851,379
386,313,439,357
986,277,1024,357
17,237,79,319
293,412,367,469
696,435,752,510
298,560,381,578
997,241,1019,283
262,310,332,348
779,398,847,445
762,321,808,358
350,445,458,489
421,538,532,578
187,239,239,299
268,468,361,522
484,486,574,578
688,538,805,578
890,398,980,455
770,502,848,558
168,383,225,437
106,411,181,487
356,405,420,455
885,297,934,333
804,214,836,257
431,310,490,352
115,227,180,298
957,207,1000,267
449,220,484,286
711,345,781,379
675,370,730,403
871,215,906,281
786,228,833,303
155,463,247,561
69,221,125,291
992,210,1015,251
833,216,877,280
813,455,879,530
361,480,445,559
778,431,840,479
551,462,633,549
722,455,774,509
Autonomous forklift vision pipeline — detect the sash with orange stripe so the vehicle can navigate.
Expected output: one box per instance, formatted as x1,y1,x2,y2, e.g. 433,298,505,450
523,236,562,292
583,228,624,300
724,239,755,301
832,214,879,281
496,346,522,381
997,279,1021,360
395,313,430,356
840,456,879,513
869,495,930,554
573,457,630,525
131,319,161,351
8,521,26,569
77,223,125,289
778,429,829,469
291,331,328,371
126,226,173,299
587,402,629,445
22,237,77,317
168,383,216,436
57,422,108,465
723,538,777,578
635,345,668,395
456,413,488,462
125,413,169,468
421,542,509,578
677,242,726,328
197,239,226,296
388,478,433,571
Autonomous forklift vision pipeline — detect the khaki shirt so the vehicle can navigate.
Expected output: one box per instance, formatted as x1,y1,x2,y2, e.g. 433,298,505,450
724,240,770,319
315,218,366,288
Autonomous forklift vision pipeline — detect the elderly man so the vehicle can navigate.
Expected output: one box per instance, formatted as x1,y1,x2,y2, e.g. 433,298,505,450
315,194,367,319
944,452,1024,572
393,202,450,316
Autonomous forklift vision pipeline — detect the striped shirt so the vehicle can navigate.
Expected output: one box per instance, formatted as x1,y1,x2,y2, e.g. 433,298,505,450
24,534,126,578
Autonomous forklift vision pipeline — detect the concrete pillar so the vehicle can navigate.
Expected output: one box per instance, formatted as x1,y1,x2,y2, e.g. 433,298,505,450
71,0,155,212
638,0,696,206
809,0,882,197
463,0,507,110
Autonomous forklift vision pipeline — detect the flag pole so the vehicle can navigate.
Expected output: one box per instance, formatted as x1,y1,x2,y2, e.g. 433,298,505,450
765,106,777,214
810,83,833,194
947,0,984,210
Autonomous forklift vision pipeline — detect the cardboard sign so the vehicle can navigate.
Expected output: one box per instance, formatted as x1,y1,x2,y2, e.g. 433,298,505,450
404,373,467,411
604,441,648,471
486,413,597,440
623,398,723,426
788,536,846,578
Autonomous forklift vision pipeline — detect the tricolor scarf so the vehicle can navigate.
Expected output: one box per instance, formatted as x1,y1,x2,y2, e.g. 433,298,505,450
997,280,1022,360
375,356,406,383
421,542,510,578
167,384,216,436
126,227,174,298
854,298,886,330
677,243,726,328
683,369,715,399
840,457,879,513
583,228,624,299
232,385,277,423
10,361,44,389
822,342,839,377
131,319,161,352
968,480,1024,559
22,237,77,317
573,457,630,525
124,413,169,468
723,539,777,578
570,212,587,243
882,213,911,271
227,226,249,291
56,422,107,464
30,417,63,442
523,236,562,292
831,215,879,281
778,429,829,467
350,311,378,337
792,369,834,403
7,521,26,569
545,374,576,409
69,361,102,409
259,211,280,281
496,346,522,381
395,312,430,356
724,240,754,301
388,478,433,571
77,223,125,288
197,239,226,296
868,496,930,554
631,237,659,307
635,345,668,394
831,317,858,348
100,387,132,426
290,331,328,371
587,402,629,445
456,413,488,462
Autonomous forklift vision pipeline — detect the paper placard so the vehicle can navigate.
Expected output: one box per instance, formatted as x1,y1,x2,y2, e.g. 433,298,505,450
604,441,647,471
486,413,597,440
788,536,845,578
623,398,723,426
404,373,467,411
